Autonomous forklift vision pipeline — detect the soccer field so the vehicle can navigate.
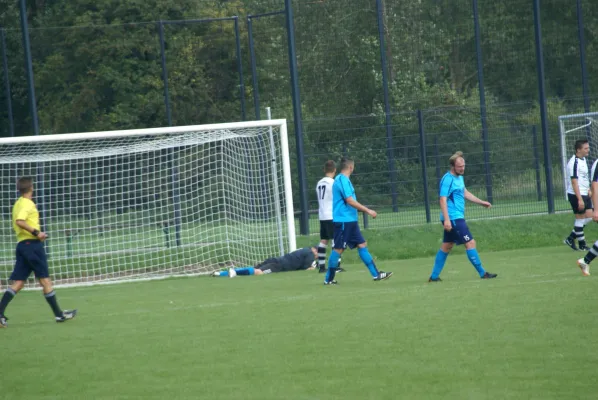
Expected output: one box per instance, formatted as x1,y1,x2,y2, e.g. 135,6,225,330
1,246,596,400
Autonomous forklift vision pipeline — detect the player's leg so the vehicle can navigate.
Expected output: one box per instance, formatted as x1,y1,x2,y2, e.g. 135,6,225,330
578,201,594,251
350,223,392,281
356,241,390,281
30,242,76,322
565,215,585,250
222,258,283,278
253,261,282,275
318,220,330,273
319,220,342,274
565,194,585,250
325,249,343,284
317,239,328,273
0,280,25,328
0,243,31,327
456,220,497,279
429,228,454,282
212,265,257,277
576,239,598,276
325,223,345,284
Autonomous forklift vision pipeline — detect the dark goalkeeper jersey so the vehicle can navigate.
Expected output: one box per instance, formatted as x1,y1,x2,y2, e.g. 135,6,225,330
276,247,315,272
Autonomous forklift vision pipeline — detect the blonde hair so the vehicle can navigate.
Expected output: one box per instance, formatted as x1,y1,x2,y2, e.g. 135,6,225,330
449,151,464,166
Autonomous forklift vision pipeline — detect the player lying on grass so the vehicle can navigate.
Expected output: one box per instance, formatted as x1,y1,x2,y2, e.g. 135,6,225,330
212,247,318,277
576,156,598,276
0,177,77,328
428,151,497,282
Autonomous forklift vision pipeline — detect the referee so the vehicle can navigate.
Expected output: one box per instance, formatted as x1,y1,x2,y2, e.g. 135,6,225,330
0,177,77,328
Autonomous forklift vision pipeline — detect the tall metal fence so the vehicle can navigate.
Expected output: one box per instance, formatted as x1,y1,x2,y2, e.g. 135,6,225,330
1,0,598,235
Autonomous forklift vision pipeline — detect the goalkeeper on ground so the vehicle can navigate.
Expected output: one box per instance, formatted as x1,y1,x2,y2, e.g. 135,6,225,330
212,247,318,277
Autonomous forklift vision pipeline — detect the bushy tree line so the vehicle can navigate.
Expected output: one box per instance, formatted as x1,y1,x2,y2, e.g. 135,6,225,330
0,0,596,213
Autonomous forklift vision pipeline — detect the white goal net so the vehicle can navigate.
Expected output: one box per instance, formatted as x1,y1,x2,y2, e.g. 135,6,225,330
0,120,296,288
559,111,598,195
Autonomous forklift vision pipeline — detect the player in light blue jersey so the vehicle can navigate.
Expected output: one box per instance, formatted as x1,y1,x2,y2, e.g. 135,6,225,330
428,151,497,282
324,157,392,285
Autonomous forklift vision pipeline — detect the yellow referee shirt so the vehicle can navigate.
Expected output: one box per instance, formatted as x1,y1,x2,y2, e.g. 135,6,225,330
12,197,40,242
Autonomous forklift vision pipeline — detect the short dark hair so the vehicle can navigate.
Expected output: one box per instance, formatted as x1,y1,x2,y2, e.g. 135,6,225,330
575,139,589,151
339,157,354,171
323,160,336,173
17,177,33,195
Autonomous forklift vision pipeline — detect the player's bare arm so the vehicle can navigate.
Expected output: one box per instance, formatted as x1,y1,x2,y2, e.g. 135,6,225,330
464,190,491,208
570,177,585,211
345,196,377,218
439,197,451,231
15,220,47,241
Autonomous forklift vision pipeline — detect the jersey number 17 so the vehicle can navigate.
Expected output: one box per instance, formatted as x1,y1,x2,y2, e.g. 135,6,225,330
317,185,326,199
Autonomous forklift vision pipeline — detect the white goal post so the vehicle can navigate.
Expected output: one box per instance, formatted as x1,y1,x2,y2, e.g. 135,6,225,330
0,119,296,289
559,111,598,197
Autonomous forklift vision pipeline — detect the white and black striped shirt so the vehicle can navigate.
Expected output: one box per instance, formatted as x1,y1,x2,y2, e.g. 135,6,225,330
566,155,590,195
316,176,334,221
591,159,598,186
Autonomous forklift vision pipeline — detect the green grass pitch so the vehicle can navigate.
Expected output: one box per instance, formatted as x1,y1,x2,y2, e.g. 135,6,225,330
1,245,597,399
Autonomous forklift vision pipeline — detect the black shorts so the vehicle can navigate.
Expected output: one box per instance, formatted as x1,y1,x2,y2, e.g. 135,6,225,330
255,258,283,274
568,193,593,214
319,220,334,240
10,240,50,281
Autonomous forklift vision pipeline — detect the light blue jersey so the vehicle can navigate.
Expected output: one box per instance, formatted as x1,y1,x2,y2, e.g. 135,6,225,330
439,172,465,221
332,174,358,222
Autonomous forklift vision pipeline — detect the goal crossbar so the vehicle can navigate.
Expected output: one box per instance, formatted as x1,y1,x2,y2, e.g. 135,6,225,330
0,119,288,144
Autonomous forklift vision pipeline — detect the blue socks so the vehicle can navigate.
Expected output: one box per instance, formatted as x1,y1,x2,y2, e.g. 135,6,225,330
430,250,449,279
430,248,485,279
466,248,486,277
218,267,255,277
325,251,341,282
326,248,378,282
358,247,379,278
234,267,255,276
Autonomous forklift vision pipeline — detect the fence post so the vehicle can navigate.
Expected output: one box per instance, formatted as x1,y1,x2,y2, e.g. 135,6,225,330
417,110,431,223
19,0,48,247
284,0,309,235
233,17,246,121
532,126,542,201
157,21,172,127
0,26,14,137
533,0,554,214
576,0,590,114
434,135,441,185
472,0,493,204
247,16,261,120
19,0,39,137
375,0,398,212
158,21,181,243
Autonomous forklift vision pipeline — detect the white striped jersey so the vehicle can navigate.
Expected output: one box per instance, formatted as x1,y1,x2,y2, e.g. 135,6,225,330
566,155,590,195
591,159,598,186
316,176,334,221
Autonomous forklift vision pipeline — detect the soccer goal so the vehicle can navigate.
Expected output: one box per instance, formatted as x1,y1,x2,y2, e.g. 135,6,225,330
559,111,598,195
0,120,296,288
